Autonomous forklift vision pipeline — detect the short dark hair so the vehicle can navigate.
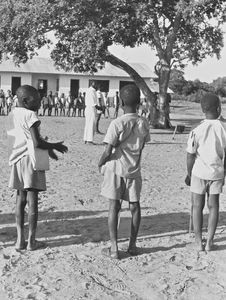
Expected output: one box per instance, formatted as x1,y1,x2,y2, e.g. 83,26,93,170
120,84,140,107
200,93,220,113
16,85,39,102
90,80,97,88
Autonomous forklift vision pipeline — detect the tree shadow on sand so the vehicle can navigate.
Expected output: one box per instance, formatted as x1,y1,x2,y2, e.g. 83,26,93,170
170,117,202,130
1,210,226,251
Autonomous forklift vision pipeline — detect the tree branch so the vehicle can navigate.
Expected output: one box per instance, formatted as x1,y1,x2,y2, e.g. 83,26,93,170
166,10,182,60
152,13,165,58
105,51,155,101
170,55,190,67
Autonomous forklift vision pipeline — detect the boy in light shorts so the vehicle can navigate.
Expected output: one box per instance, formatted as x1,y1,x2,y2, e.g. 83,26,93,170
185,93,226,251
7,85,68,251
98,84,150,259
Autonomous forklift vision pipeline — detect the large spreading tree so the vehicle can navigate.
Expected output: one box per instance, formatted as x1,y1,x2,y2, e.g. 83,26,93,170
0,0,225,128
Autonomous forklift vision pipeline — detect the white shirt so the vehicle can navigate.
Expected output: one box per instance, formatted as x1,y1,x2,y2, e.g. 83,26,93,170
103,94,108,106
7,107,40,165
96,90,104,106
186,117,226,180
103,113,150,178
85,87,97,109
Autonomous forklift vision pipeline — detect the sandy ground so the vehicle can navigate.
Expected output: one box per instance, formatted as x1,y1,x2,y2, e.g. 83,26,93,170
1,102,226,300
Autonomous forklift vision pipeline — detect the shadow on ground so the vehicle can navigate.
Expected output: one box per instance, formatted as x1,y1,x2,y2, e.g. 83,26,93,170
171,118,202,129
1,210,226,249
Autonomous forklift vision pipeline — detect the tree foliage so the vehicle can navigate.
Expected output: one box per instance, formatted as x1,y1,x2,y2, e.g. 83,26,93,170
169,68,187,94
0,0,225,127
0,0,225,71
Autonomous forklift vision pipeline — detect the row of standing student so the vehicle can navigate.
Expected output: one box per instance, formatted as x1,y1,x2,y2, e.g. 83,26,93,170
41,91,86,117
40,89,122,119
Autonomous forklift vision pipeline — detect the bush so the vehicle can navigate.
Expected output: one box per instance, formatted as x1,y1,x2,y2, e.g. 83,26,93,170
186,90,206,103
215,87,226,97
171,93,187,101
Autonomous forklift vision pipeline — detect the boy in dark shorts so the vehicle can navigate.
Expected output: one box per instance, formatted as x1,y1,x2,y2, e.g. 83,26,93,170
185,93,226,251
7,85,68,251
98,84,150,259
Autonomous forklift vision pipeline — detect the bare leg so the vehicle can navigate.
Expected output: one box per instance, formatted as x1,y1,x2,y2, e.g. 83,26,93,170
114,108,118,118
27,190,39,250
106,107,110,118
206,194,219,251
15,190,27,249
96,114,102,133
108,199,121,253
128,202,141,253
192,192,205,251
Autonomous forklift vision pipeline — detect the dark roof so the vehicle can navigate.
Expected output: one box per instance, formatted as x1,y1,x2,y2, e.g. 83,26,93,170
0,57,154,78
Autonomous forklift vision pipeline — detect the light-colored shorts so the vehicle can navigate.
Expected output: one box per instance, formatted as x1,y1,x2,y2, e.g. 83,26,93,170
9,155,46,191
191,175,224,195
101,168,142,202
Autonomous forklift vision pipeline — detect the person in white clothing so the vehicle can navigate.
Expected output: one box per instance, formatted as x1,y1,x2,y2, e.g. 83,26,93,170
7,85,68,251
66,92,72,117
83,81,102,144
98,84,150,259
185,93,226,252
103,92,110,118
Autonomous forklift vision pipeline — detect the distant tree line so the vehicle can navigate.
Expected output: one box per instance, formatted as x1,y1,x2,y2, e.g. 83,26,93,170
168,69,226,102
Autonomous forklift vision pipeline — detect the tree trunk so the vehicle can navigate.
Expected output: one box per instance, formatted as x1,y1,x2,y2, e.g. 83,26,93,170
156,61,171,129
106,52,159,127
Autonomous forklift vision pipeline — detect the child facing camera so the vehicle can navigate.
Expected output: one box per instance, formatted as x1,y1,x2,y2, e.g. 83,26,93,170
185,93,226,251
98,84,150,259
7,85,68,251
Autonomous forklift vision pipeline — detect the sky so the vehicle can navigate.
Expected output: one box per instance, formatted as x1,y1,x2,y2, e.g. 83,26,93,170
109,24,226,83
39,24,226,84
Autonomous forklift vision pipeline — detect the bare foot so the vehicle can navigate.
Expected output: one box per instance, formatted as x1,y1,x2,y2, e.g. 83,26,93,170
187,242,204,252
127,244,139,256
15,239,26,250
101,247,119,259
205,240,217,252
27,240,46,251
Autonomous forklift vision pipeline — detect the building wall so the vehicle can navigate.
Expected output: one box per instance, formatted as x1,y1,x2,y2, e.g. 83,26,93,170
0,72,151,98
58,75,83,96
58,75,129,96
32,74,59,94
0,72,32,92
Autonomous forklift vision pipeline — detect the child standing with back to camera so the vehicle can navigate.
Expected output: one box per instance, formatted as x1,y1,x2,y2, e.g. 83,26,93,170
185,93,226,252
7,85,68,251
98,84,150,259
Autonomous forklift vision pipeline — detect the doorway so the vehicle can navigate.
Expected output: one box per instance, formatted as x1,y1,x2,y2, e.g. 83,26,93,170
70,79,79,98
89,80,109,92
11,77,21,95
38,79,48,99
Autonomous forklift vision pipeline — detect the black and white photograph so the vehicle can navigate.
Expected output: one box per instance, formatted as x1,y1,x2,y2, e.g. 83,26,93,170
0,0,226,299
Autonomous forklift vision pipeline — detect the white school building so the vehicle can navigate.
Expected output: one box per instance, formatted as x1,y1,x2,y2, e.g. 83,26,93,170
0,57,156,99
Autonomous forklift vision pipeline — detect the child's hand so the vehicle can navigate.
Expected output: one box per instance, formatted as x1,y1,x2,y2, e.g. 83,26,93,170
185,175,191,186
54,142,68,153
48,149,58,160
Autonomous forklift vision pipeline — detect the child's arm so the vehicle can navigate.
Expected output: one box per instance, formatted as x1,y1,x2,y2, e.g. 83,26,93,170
30,122,68,160
98,143,113,169
223,151,226,185
185,153,196,186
